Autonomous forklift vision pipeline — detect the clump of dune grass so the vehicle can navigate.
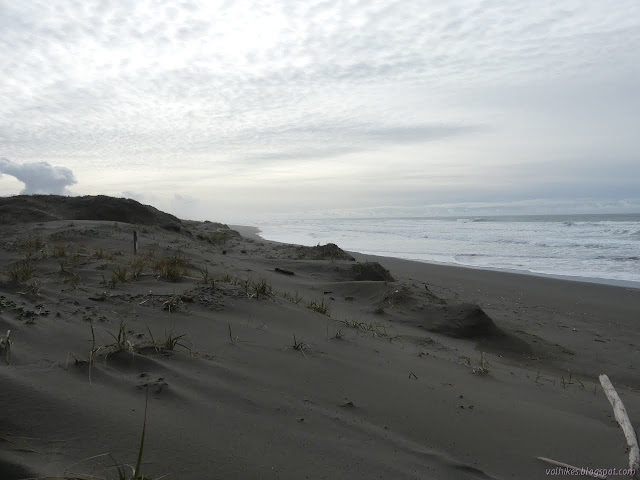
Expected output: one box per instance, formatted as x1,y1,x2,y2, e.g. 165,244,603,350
154,255,189,281
252,278,272,298
307,298,330,315
130,258,145,280
8,260,36,283
163,330,185,351
107,321,134,354
24,235,46,250
472,352,490,375
93,248,115,260
338,319,390,338
283,290,303,304
66,324,103,383
146,326,191,355
71,323,138,383
21,236,46,259
110,265,129,288
52,243,67,258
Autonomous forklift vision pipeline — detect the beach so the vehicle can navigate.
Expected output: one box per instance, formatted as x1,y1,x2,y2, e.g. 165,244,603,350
1,196,639,479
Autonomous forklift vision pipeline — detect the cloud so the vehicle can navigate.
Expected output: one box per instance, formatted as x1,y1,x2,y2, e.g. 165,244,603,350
0,157,77,194
244,122,481,162
173,193,197,205
1,0,639,218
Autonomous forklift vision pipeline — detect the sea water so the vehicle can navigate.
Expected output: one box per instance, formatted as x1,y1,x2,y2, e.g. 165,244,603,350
256,214,640,286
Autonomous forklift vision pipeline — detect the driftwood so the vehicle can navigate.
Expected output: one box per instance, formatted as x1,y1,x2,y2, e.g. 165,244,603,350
275,267,295,276
599,374,640,479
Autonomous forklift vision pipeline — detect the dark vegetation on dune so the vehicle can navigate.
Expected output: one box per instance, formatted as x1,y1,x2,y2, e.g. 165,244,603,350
0,195,185,232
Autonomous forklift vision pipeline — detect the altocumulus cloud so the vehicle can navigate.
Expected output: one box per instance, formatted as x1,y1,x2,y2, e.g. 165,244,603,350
1,0,639,217
0,158,77,195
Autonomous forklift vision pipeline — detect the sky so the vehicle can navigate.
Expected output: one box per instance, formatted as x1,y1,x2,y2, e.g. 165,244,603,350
1,0,639,222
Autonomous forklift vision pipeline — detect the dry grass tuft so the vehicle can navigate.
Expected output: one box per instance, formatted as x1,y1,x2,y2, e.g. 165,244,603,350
307,298,330,315
252,278,272,298
283,290,303,304
8,260,36,283
146,326,191,354
110,265,129,288
52,243,67,258
130,257,146,280
154,255,190,281
472,352,491,375
93,248,115,260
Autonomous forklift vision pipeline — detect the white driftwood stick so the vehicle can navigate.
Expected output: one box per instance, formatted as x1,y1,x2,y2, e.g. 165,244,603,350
536,457,607,479
599,374,640,480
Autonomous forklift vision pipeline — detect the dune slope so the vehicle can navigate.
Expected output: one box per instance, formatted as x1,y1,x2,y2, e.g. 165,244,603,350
0,197,638,479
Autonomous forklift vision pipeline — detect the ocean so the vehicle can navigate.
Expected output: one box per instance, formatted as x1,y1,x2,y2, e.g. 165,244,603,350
256,214,640,286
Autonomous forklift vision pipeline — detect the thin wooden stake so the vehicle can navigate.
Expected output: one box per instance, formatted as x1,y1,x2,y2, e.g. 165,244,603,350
599,374,640,479
133,230,138,255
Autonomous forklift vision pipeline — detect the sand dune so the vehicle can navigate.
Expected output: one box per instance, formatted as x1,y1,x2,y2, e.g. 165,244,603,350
0,197,638,479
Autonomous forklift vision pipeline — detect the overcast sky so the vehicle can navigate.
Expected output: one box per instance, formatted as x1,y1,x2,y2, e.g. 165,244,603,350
1,0,639,221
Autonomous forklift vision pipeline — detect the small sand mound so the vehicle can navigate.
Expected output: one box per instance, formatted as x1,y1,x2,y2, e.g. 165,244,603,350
383,285,414,305
0,195,184,232
294,243,356,261
351,262,395,282
427,303,498,338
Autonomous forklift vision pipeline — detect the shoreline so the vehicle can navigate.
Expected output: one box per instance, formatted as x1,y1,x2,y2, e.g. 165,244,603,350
231,224,640,290
234,223,640,387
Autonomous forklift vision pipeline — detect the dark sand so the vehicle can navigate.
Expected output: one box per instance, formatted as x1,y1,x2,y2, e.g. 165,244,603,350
0,198,638,479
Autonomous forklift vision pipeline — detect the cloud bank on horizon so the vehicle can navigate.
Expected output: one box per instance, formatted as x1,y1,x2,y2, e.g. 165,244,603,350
0,157,77,195
1,0,639,220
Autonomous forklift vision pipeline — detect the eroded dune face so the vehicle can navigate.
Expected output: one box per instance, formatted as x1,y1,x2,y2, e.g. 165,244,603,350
426,303,497,338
